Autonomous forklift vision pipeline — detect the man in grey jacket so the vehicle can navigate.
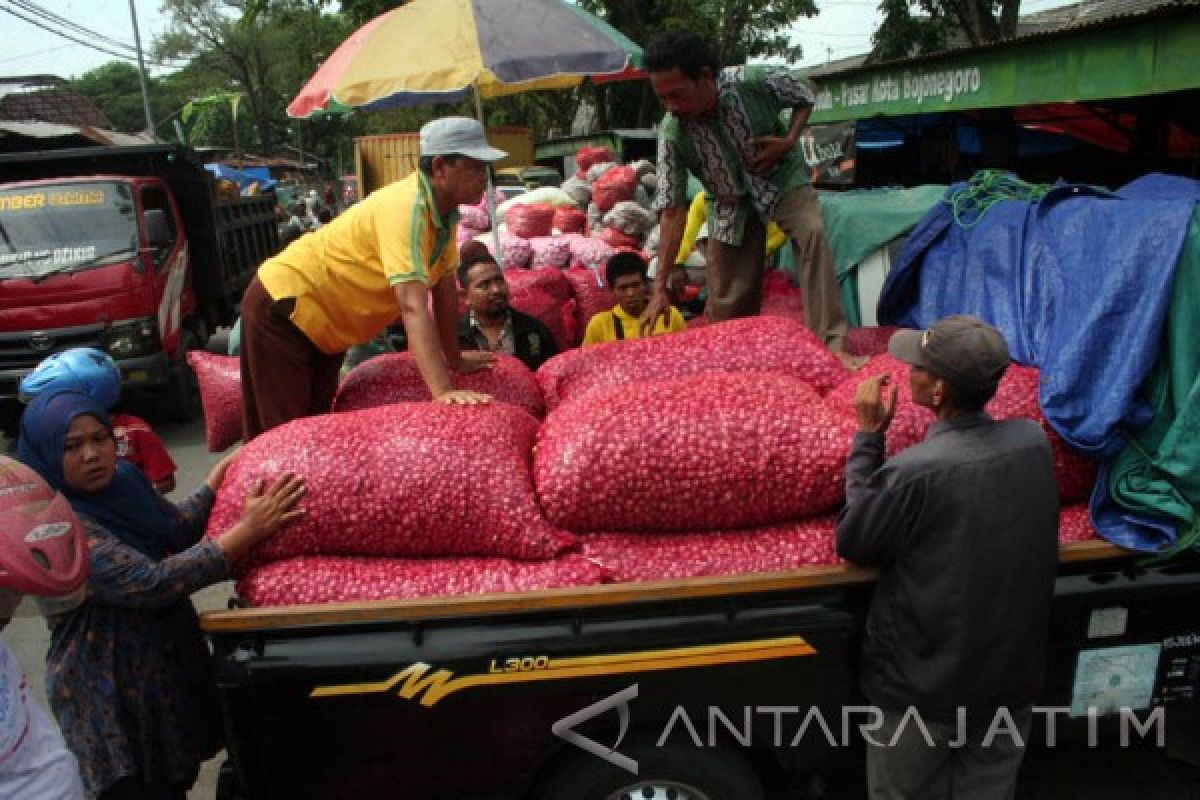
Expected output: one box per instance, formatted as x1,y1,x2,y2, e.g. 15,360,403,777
837,315,1059,800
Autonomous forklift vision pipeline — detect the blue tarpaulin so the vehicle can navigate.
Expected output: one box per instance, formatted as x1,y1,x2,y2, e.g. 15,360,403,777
878,173,1198,551
203,162,277,191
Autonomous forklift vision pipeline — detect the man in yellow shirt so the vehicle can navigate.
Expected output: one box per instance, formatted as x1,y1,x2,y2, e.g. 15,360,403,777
583,252,686,346
240,117,506,439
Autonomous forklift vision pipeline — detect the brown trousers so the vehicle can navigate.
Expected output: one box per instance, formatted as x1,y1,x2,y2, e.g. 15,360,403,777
240,276,343,440
705,185,848,350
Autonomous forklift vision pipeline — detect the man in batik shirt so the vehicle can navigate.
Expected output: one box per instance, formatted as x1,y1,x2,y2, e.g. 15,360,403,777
641,30,852,360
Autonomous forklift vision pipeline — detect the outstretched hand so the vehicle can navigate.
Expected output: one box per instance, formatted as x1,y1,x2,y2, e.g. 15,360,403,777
853,374,897,435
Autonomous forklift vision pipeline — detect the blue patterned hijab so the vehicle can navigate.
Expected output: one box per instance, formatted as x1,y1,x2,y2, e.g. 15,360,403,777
17,390,187,560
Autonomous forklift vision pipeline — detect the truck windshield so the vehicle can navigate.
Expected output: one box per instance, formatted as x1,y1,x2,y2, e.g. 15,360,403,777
0,181,137,280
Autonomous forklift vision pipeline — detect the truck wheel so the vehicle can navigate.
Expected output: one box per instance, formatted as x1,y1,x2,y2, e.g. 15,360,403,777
530,743,765,800
166,328,203,422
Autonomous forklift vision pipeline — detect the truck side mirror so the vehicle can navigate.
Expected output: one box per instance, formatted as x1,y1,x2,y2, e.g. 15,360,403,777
144,209,172,251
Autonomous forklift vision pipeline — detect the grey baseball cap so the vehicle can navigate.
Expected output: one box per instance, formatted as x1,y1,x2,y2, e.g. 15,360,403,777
888,315,1011,391
419,117,507,162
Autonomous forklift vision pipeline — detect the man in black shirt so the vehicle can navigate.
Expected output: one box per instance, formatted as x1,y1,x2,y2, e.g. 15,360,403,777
456,242,559,371
837,315,1059,800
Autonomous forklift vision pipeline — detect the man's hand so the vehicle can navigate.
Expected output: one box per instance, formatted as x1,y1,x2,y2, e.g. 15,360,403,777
450,351,496,374
750,135,794,174
436,389,492,405
853,374,897,435
666,265,688,303
639,285,673,337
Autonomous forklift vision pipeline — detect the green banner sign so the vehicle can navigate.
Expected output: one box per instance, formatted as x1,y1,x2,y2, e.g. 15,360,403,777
809,13,1200,123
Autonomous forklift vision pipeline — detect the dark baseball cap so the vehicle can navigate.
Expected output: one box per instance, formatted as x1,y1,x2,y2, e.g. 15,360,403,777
888,315,1011,391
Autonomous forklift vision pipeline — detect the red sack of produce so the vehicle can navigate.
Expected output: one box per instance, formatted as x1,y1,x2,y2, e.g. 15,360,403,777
505,203,557,239
187,351,242,453
987,365,1098,504
825,356,1098,502
553,208,587,234
236,553,609,606
535,371,856,533
598,227,641,249
1058,504,1097,545
563,266,614,336
844,326,899,357
592,165,637,212
206,403,576,566
504,268,575,350
477,231,533,268
581,516,841,583
509,287,573,352
457,204,491,231
574,146,613,178
824,354,935,457
528,236,572,269
333,352,545,418
536,315,850,410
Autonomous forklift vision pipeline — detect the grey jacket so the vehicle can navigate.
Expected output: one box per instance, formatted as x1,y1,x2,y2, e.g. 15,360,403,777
836,412,1059,719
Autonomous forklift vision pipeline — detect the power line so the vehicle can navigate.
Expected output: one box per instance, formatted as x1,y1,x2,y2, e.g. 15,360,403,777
9,0,142,56
0,1,186,69
0,42,73,64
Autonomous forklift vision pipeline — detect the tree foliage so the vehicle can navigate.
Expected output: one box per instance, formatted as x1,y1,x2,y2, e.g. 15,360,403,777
873,0,1020,61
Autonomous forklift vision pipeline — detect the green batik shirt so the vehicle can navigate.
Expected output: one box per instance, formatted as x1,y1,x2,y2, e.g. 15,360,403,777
653,65,817,247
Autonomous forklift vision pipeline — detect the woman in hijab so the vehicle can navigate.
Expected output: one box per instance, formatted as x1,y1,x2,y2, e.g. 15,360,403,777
18,390,305,800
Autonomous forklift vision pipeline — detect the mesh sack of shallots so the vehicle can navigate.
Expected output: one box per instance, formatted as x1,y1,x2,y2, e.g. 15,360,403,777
568,234,617,272
534,371,856,533
844,326,899,358
509,287,574,351
592,165,638,212
333,352,545,418
563,266,614,334
987,365,1098,503
205,403,576,568
475,231,533,269
535,315,850,410
823,354,936,457
505,203,557,239
598,227,641,249
457,204,491,231
552,207,587,234
236,553,609,606
187,351,242,453
580,516,840,583
1058,505,1097,545
575,146,614,178
602,201,655,237
528,236,573,269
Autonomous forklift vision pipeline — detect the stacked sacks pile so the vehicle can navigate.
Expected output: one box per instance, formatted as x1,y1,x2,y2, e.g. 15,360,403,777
574,146,613,179
333,352,545,419
563,266,614,338
456,189,504,252
210,403,601,605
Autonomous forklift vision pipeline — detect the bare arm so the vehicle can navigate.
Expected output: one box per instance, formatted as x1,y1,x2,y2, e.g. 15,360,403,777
641,206,687,335
432,274,463,366
395,279,455,397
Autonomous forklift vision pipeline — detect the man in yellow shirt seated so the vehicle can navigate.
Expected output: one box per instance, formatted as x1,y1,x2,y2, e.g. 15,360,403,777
583,252,686,346
240,117,507,439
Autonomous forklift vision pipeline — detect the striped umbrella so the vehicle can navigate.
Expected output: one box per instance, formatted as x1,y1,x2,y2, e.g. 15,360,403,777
287,0,644,118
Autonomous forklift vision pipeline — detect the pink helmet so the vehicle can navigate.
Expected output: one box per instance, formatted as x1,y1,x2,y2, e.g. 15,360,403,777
0,456,88,597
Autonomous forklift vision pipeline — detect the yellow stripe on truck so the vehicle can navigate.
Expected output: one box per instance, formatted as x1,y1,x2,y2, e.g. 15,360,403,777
309,635,817,708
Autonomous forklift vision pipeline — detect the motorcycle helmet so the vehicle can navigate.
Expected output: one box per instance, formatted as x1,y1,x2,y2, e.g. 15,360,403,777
0,456,88,597
18,347,120,409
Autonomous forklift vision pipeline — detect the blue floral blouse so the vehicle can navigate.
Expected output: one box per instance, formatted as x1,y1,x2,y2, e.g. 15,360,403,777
45,486,229,796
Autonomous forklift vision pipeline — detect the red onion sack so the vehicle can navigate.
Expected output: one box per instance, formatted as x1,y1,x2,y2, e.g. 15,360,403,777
844,326,899,358
564,266,614,334
187,351,242,453
535,371,856,532
553,208,587,234
574,146,613,178
536,315,850,410
506,203,556,239
206,403,576,566
592,165,637,212
236,553,609,606
581,516,841,583
333,352,545,418
1058,504,1097,545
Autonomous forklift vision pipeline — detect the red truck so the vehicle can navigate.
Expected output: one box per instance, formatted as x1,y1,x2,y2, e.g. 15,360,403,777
0,144,278,433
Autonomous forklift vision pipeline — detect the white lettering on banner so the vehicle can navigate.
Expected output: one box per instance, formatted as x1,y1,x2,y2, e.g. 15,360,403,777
800,135,846,168
902,66,983,105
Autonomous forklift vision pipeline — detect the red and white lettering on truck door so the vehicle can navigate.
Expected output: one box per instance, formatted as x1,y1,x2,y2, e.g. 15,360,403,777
157,243,188,356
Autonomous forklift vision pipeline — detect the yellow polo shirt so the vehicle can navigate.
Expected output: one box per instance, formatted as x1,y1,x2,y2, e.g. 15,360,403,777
583,303,686,346
258,172,459,354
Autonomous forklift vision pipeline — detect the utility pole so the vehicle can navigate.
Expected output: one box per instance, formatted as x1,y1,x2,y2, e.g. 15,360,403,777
128,0,155,136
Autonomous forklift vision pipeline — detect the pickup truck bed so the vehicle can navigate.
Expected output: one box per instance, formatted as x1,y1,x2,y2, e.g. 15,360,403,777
202,539,1200,800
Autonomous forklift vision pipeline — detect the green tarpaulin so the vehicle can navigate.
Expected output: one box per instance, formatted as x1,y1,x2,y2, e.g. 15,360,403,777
1108,208,1200,552
779,185,945,325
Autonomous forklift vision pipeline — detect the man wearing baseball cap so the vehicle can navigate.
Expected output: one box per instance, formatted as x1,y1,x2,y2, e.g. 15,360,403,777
240,117,507,438
836,315,1059,799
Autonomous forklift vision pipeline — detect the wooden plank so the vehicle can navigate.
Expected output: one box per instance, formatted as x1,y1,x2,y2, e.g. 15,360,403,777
201,539,1132,634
